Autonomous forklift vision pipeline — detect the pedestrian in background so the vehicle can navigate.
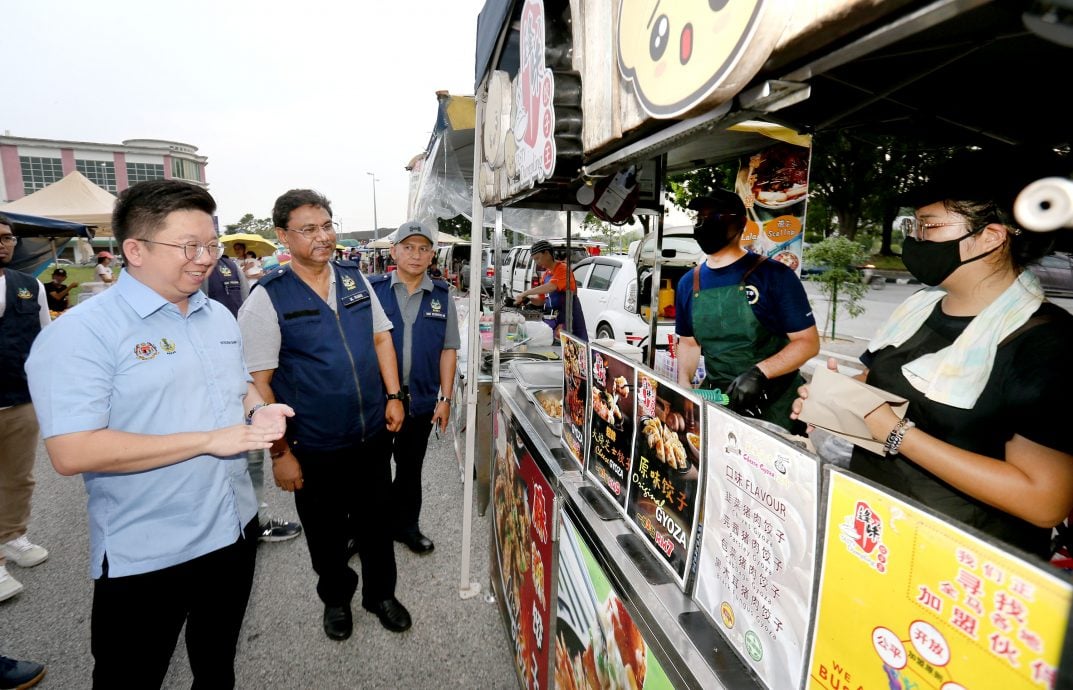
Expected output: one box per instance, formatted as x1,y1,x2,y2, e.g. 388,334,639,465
0,213,51,604
369,221,459,555
94,251,115,285
238,189,410,641
45,267,78,314
25,180,293,688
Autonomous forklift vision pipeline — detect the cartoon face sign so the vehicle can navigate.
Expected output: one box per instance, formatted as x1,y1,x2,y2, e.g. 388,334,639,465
618,0,783,118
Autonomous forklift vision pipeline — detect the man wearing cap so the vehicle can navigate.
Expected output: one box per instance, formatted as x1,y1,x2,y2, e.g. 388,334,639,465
513,239,589,340
45,267,78,313
674,190,819,430
368,221,459,555
237,188,410,640
95,251,116,285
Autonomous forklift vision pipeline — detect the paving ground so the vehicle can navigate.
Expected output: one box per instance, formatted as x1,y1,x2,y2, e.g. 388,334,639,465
0,433,518,689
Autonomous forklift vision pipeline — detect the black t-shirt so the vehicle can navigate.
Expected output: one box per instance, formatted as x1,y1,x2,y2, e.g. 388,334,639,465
850,301,1073,559
45,282,68,312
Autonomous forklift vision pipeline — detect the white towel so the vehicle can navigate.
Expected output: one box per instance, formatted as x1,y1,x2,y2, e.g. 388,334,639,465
866,271,1044,408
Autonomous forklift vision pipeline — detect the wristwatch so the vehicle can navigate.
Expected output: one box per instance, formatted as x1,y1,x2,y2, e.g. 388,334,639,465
437,396,452,405
386,391,406,401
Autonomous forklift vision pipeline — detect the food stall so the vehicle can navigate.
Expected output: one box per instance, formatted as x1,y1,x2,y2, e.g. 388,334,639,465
458,0,1073,687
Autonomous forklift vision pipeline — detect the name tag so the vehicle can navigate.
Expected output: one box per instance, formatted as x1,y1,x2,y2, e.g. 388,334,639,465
342,290,370,308
423,311,447,320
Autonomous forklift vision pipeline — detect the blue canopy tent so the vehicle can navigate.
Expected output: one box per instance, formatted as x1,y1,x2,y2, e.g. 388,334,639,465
1,211,96,277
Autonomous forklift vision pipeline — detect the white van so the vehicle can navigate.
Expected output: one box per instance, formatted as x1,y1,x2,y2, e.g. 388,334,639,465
503,241,591,299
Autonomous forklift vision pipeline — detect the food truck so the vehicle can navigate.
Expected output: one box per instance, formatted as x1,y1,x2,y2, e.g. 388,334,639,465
432,1,1073,687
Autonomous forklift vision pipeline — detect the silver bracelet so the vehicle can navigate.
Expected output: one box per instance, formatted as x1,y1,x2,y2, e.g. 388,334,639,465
883,418,915,455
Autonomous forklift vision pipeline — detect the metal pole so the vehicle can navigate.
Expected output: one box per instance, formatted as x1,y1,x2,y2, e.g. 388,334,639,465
367,172,379,239
646,154,667,368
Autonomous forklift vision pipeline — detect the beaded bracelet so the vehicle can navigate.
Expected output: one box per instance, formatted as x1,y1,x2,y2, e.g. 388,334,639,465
883,417,915,456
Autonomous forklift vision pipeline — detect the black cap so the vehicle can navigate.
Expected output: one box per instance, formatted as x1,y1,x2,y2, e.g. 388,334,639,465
51,267,67,276
530,240,554,255
687,190,746,216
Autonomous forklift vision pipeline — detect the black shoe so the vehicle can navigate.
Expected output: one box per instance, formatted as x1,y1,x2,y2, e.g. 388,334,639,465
258,517,302,543
322,604,353,641
395,530,434,554
0,654,46,689
363,597,412,632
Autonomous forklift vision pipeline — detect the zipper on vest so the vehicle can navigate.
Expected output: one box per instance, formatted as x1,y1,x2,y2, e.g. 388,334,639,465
334,310,366,439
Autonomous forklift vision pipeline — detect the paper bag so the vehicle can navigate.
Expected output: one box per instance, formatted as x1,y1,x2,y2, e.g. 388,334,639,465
798,365,908,455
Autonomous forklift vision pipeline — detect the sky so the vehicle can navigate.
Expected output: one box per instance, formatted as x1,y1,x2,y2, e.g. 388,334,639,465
1,0,487,233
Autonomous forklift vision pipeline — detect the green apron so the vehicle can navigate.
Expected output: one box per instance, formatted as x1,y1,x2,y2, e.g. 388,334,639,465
691,256,802,430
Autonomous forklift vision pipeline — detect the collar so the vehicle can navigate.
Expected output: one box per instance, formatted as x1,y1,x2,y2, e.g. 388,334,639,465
389,270,433,293
116,271,208,319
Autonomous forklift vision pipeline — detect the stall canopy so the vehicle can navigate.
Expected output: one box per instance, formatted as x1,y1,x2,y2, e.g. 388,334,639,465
2,211,95,276
2,171,117,234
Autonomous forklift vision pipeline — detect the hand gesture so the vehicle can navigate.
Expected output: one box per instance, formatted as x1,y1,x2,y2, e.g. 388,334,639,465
386,399,405,432
249,403,294,438
432,401,450,434
790,357,839,425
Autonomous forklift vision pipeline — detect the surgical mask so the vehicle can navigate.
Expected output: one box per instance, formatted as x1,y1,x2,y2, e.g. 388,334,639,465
901,229,999,286
694,214,741,255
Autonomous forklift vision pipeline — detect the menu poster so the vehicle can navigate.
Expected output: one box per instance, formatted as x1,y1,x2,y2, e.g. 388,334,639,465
492,408,555,690
694,404,819,690
586,345,638,512
560,332,589,472
808,470,1073,690
555,511,674,689
735,140,810,276
626,371,704,587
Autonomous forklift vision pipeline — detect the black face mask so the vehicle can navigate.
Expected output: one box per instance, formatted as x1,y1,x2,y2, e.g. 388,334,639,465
694,214,741,255
901,229,999,286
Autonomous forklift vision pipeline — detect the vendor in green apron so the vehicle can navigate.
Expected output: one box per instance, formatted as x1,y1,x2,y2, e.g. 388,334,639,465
674,190,819,430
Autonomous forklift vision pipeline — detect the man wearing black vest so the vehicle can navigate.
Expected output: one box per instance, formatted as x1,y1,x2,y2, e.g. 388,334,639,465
205,251,249,318
237,189,410,640
369,221,459,555
0,213,51,604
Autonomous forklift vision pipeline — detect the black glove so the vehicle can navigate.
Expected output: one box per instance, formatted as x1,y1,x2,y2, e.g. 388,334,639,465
726,366,768,417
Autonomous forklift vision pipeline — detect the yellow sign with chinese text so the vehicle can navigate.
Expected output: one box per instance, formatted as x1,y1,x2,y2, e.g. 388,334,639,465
808,470,1072,690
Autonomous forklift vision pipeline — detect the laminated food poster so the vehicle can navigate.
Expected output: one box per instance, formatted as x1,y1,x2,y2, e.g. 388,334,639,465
586,345,638,512
492,409,555,690
735,139,811,276
626,370,704,587
555,511,673,689
808,470,1072,690
694,404,819,690
560,332,589,471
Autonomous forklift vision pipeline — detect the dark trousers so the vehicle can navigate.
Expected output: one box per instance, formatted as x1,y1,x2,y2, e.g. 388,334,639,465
295,431,396,608
90,519,258,690
390,411,435,534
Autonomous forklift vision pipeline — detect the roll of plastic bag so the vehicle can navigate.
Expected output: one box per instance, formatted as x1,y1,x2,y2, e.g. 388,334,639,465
1014,176,1073,232
526,320,554,346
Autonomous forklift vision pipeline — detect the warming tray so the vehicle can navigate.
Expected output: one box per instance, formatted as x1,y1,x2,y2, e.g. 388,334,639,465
510,360,564,389
522,386,564,433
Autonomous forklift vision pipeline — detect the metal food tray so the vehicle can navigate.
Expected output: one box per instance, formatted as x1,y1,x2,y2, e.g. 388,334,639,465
522,386,564,433
510,360,564,389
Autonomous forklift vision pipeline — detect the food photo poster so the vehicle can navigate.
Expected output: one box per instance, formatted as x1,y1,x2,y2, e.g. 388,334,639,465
560,332,589,471
735,138,811,276
586,345,638,513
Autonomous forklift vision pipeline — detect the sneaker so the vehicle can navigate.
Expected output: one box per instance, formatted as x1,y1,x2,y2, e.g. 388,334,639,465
0,536,48,568
258,517,302,543
0,565,23,603
0,654,46,689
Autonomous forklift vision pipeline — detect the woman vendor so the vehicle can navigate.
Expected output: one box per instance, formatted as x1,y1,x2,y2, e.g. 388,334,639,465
513,239,588,340
793,154,1073,560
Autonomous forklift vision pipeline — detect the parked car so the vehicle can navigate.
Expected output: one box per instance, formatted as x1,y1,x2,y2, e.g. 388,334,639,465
502,241,590,299
435,245,509,292
1030,251,1073,297
573,255,675,352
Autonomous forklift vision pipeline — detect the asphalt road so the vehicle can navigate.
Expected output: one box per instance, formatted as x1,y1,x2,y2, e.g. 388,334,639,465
0,433,518,688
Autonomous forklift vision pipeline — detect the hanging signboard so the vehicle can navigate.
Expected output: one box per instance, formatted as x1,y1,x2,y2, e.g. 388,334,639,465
586,344,639,512
625,370,705,588
560,332,589,472
694,404,820,690
808,469,1073,690
492,403,556,690
735,137,811,276
555,510,674,689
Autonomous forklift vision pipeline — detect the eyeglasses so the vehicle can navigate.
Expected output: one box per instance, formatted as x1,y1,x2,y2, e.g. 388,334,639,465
899,217,972,242
0,235,17,246
396,243,432,256
286,221,339,237
138,238,226,261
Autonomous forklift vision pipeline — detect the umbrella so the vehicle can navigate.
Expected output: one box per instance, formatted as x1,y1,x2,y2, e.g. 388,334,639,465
220,232,277,258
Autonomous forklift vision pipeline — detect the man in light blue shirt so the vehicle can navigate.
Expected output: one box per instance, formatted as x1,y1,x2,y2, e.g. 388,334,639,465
25,180,293,690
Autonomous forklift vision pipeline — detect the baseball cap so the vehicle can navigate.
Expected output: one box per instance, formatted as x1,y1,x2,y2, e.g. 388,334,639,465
51,267,67,276
687,190,746,216
97,250,114,259
393,221,436,245
530,240,554,255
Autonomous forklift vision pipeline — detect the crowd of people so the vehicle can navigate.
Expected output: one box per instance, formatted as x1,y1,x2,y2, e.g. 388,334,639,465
0,181,459,688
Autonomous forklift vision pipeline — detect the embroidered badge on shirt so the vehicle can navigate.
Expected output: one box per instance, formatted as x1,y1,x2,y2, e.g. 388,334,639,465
342,274,357,291
160,338,176,354
16,287,33,300
743,284,760,305
134,342,159,360
219,265,233,277
431,298,442,313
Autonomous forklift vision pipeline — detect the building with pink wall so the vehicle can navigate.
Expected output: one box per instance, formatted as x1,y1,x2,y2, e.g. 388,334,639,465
0,134,207,203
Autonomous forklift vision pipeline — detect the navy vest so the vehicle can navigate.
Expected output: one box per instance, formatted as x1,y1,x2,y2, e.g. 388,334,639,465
207,256,244,317
0,269,43,407
259,261,385,451
369,275,449,416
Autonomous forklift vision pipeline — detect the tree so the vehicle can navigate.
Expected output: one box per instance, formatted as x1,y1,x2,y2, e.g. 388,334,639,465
437,214,471,241
224,213,274,238
804,236,869,340
580,212,639,253
666,162,738,211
